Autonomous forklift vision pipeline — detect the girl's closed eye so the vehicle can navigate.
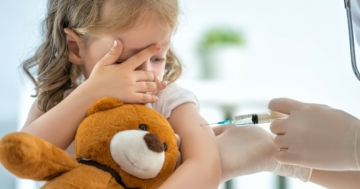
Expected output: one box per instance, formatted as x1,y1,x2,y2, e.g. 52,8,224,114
151,57,165,63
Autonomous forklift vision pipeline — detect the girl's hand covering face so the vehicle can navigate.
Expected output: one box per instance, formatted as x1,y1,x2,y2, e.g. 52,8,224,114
86,39,167,104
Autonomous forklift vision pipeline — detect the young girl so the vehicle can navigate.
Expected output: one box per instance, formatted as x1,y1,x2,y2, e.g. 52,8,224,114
21,0,221,188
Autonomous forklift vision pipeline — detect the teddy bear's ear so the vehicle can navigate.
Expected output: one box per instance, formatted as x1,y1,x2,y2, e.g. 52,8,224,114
86,97,124,116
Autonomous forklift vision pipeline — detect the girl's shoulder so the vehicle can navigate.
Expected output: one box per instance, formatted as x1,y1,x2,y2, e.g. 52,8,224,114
149,83,200,118
158,83,192,94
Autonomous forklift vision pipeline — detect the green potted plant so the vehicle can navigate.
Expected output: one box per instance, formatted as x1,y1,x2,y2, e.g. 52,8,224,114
198,27,245,80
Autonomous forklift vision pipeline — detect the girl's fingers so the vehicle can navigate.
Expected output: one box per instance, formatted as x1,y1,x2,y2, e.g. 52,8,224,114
135,80,166,93
126,93,158,104
176,151,182,169
97,40,160,70
133,72,167,91
134,70,157,82
122,44,161,70
175,134,181,169
122,93,158,104
154,74,167,90
175,134,181,149
98,39,124,66
268,98,304,115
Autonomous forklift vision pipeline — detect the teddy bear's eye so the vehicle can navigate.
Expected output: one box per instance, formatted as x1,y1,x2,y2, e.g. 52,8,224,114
163,143,167,151
139,124,147,131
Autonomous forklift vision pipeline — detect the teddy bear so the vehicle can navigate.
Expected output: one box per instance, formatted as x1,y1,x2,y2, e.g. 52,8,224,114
0,97,178,189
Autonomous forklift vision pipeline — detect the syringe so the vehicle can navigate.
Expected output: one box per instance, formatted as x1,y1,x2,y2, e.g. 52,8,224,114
203,111,288,127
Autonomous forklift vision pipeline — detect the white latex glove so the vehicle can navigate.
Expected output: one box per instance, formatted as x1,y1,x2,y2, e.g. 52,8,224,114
269,98,360,171
215,125,312,183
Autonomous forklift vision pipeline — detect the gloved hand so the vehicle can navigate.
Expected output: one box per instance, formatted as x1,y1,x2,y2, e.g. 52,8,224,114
214,125,312,183
269,97,360,171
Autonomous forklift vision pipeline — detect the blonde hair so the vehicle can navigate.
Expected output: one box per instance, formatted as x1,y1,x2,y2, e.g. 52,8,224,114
23,0,182,112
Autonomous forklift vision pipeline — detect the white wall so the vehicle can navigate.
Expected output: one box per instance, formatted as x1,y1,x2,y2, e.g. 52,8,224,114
173,0,360,116
0,1,47,188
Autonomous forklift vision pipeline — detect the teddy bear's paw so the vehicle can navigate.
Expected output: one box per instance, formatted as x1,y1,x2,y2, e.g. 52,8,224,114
0,132,42,164
0,132,46,178
0,132,78,180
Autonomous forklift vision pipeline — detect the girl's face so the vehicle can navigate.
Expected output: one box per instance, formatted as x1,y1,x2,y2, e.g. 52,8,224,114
80,22,172,80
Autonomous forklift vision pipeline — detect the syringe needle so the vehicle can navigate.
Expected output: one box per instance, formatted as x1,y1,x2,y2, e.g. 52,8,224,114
200,119,233,127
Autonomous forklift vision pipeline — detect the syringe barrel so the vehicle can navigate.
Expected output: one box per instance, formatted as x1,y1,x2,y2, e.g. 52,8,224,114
233,114,253,126
233,111,287,126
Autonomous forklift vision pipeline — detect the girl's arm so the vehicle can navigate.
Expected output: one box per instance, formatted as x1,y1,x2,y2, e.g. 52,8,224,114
310,170,360,189
159,102,221,189
21,83,105,149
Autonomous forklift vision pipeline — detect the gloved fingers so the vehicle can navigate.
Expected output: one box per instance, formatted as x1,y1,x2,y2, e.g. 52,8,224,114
273,134,289,150
309,102,331,108
270,119,286,135
275,150,301,166
268,97,304,114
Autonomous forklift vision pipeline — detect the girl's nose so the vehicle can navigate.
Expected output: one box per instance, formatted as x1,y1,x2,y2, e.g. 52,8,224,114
135,59,151,71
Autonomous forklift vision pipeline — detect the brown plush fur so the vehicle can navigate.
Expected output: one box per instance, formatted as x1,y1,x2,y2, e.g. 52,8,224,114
0,97,178,189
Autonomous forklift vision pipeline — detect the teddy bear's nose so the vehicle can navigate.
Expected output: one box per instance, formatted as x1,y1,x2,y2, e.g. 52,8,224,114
144,133,163,153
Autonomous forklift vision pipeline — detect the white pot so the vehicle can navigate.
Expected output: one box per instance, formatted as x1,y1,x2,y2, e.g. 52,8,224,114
200,45,246,81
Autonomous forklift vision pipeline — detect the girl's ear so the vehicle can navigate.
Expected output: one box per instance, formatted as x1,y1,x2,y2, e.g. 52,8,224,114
64,28,83,65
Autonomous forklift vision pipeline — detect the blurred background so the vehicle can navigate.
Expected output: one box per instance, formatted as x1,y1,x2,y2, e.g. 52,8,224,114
1,0,360,188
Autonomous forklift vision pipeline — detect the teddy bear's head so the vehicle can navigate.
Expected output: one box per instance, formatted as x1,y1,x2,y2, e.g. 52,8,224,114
74,97,178,188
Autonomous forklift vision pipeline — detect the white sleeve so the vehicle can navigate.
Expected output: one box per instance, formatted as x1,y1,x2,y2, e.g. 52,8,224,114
150,83,200,119
351,0,360,45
